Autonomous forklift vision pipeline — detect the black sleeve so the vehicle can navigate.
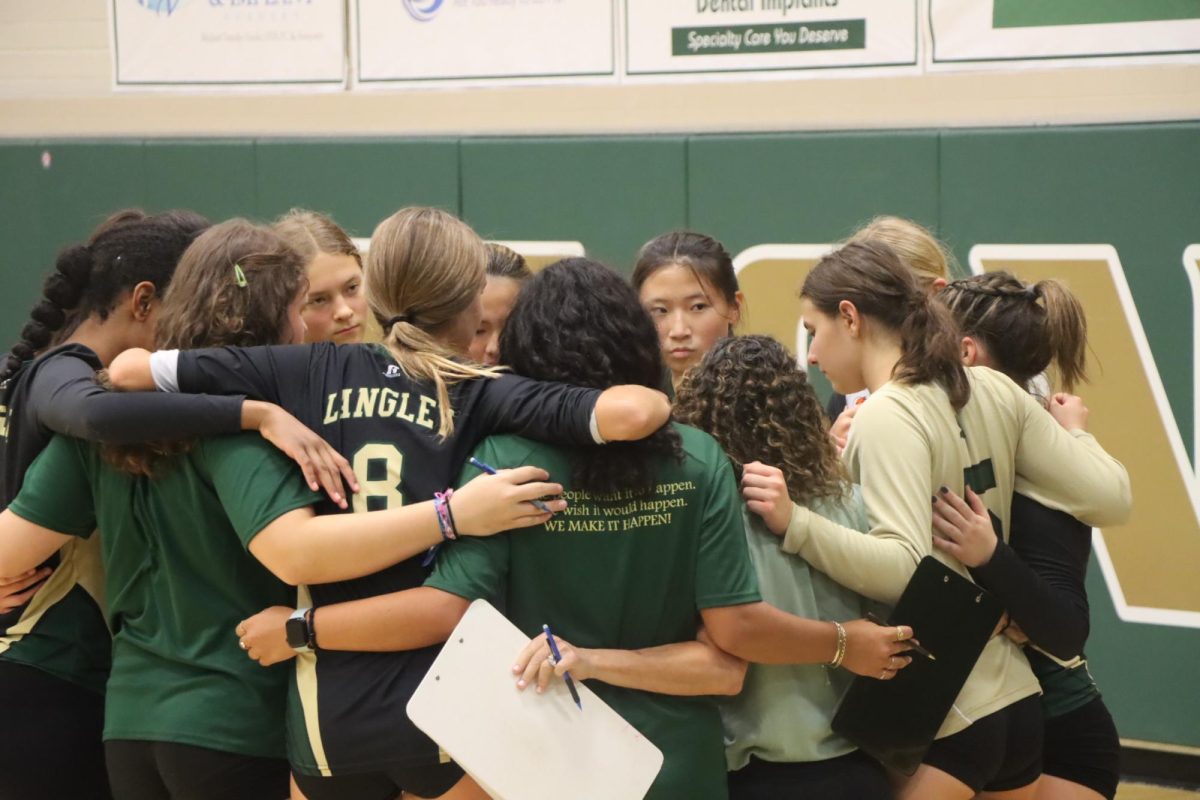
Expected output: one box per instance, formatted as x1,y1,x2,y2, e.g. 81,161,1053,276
826,392,847,421
177,344,322,407
969,493,1092,660
31,357,244,445
473,374,601,446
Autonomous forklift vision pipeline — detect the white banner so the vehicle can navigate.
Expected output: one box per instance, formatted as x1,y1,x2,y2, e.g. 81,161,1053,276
930,0,1200,64
111,0,346,86
624,0,918,76
355,0,615,84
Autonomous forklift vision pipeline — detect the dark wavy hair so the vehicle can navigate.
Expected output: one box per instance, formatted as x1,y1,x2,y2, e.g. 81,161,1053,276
500,258,682,496
1,209,210,385
675,335,848,505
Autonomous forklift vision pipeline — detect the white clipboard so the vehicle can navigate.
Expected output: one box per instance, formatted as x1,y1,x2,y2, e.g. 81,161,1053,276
406,599,664,800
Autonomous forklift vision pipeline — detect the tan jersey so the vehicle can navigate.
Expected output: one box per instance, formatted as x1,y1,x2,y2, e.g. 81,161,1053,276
782,366,1130,737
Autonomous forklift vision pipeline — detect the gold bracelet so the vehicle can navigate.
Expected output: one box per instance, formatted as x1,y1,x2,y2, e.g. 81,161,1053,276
827,621,847,669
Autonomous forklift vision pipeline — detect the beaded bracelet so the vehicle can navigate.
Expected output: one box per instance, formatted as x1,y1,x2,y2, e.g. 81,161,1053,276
434,489,457,541
827,621,848,669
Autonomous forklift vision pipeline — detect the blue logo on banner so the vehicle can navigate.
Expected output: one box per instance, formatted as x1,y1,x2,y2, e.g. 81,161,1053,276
138,0,182,14
403,0,443,22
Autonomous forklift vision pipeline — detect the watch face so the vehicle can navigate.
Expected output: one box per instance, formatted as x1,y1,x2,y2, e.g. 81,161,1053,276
285,615,309,649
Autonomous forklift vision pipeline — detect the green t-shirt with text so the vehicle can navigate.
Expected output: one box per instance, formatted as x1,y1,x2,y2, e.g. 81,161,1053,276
9,434,316,758
427,423,760,800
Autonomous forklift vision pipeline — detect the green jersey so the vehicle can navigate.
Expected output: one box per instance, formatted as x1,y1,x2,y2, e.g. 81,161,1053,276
9,434,317,758
427,424,761,800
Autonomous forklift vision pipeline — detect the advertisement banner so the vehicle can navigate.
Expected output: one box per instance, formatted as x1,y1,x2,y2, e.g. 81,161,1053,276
111,0,347,86
624,0,918,76
930,0,1200,64
355,0,615,83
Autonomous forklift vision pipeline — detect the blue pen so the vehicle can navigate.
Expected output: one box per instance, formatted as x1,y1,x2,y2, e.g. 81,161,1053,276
468,457,555,514
543,624,582,711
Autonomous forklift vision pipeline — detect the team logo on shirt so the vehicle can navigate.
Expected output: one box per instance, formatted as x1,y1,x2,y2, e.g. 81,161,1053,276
383,365,403,378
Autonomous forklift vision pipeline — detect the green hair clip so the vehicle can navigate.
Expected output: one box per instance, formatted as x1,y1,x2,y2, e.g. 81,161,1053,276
233,263,247,288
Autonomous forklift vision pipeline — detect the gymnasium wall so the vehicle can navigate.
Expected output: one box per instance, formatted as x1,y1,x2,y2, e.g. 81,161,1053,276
1,122,1197,750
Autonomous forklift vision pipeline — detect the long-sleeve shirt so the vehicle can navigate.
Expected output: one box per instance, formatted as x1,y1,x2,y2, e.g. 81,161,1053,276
780,366,1130,737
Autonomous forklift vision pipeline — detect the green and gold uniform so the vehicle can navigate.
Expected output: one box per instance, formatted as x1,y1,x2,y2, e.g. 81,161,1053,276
427,424,761,800
781,367,1130,739
8,433,317,757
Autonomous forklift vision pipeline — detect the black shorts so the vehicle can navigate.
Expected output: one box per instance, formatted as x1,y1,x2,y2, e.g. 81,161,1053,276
293,762,465,800
1042,697,1120,800
923,694,1043,792
728,751,892,800
104,740,290,800
0,660,111,800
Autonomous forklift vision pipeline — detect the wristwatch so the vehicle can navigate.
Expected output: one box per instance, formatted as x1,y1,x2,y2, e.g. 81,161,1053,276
286,607,314,653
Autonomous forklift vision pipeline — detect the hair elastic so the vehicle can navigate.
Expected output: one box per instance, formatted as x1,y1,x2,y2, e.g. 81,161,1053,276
385,313,411,328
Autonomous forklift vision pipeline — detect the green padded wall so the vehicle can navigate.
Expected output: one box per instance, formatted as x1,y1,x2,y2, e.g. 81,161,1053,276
1,123,1198,749
460,136,687,268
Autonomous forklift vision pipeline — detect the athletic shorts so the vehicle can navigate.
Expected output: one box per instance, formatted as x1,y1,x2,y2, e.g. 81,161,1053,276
728,751,892,800
923,694,1044,792
104,740,290,800
1043,696,1120,800
293,762,465,800
0,660,110,800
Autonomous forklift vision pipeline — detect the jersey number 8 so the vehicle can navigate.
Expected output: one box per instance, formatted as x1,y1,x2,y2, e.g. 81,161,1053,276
351,443,404,513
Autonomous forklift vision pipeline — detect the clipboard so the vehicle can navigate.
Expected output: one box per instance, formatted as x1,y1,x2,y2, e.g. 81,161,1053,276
831,556,1004,775
406,599,664,800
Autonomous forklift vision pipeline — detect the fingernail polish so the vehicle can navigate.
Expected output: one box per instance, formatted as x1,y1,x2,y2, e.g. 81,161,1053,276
938,486,949,494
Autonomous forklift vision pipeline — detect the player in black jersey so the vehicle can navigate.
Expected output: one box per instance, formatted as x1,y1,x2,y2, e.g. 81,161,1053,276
109,207,671,800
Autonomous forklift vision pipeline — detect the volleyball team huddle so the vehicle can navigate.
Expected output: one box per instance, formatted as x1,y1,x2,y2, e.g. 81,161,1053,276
0,207,1130,800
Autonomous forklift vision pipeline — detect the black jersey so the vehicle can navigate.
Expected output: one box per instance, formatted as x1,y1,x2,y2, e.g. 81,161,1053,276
165,342,602,775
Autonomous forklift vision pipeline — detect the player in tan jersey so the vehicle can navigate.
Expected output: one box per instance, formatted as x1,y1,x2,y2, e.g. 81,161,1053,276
740,240,1129,800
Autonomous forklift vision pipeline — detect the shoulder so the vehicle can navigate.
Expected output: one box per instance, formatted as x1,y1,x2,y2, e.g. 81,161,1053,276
673,423,734,474
25,344,101,385
196,432,288,470
854,383,933,431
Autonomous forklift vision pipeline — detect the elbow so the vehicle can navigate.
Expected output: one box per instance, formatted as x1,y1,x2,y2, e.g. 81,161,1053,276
107,349,153,392
600,388,670,442
705,616,750,662
715,659,748,696
256,551,304,587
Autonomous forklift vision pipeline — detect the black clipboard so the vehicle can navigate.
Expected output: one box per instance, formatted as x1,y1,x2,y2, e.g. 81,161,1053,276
831,556,1004,775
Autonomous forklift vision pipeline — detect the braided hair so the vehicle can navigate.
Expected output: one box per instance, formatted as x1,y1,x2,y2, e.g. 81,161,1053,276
939,271,1088,392
500,258,683,497
675,335,848,505
0,209,210,384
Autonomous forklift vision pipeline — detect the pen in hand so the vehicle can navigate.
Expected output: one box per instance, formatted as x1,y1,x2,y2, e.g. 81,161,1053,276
469,457,556,514
865,612,937,661
543,624,582,711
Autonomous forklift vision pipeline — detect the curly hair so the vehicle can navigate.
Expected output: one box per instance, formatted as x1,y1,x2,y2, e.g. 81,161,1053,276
500,258,683,496
674,335,847,505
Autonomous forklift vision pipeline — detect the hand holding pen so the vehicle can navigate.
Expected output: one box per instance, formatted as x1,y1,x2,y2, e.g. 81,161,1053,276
865,612,936,661
512,625,584,711
469,457,557,515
